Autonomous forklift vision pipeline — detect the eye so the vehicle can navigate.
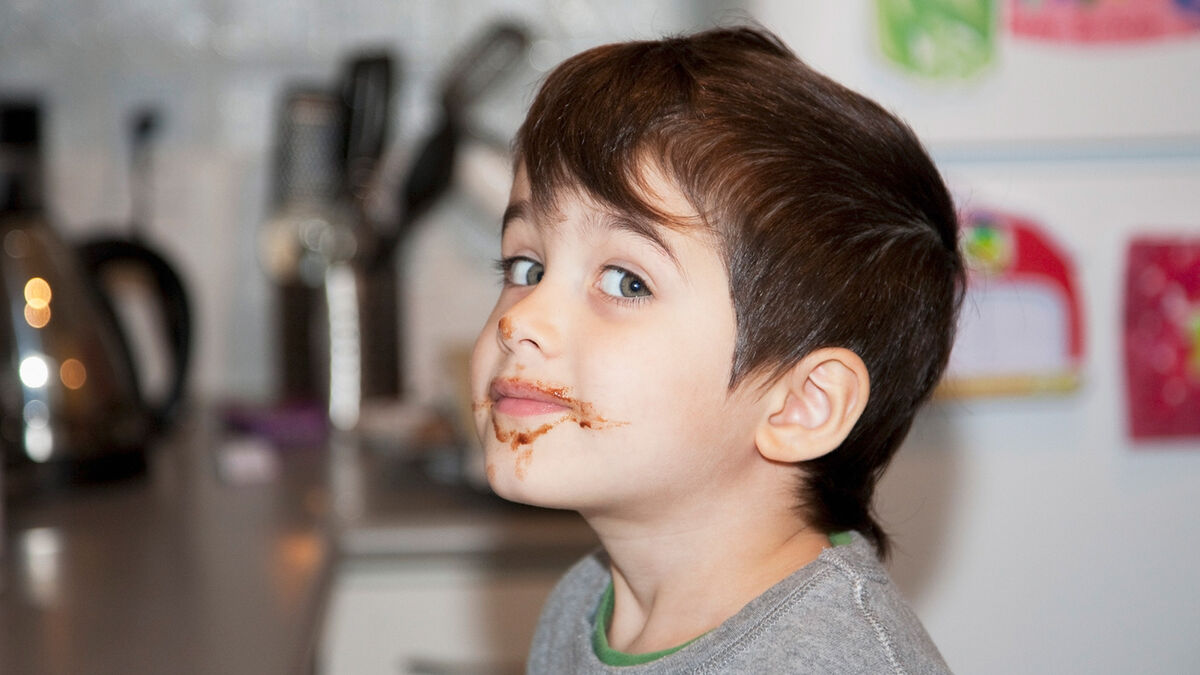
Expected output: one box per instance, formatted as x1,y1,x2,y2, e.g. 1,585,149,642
501,257,544,286
598,266,652,299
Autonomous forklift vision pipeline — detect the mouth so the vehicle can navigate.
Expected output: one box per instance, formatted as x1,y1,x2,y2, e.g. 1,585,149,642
488,377,574,418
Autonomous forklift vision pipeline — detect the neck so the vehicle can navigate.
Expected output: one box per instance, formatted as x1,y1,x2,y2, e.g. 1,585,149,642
582,478,830,655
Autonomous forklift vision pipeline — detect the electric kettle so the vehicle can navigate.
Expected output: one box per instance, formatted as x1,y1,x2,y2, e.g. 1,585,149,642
1,101,191,488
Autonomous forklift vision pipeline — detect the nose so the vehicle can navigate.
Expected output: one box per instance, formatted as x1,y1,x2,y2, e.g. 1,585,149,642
496,285,563,358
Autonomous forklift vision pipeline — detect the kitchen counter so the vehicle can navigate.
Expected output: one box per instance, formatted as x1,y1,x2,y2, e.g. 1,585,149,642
1,411,332,674
0,408,595,675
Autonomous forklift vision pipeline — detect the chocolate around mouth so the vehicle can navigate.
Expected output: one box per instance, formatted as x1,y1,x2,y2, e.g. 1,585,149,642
474,381,627,480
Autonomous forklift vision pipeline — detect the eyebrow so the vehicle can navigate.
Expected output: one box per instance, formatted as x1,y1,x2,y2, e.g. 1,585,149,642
501,198,680,268
501,201,528,233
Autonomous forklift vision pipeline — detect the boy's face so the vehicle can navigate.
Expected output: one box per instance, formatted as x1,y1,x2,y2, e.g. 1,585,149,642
469,164,767,519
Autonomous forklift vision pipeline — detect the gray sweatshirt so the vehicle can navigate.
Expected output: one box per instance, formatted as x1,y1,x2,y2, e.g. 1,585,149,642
526,532,951,674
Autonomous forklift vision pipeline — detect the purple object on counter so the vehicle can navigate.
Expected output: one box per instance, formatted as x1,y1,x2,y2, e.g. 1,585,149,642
219,401,329,447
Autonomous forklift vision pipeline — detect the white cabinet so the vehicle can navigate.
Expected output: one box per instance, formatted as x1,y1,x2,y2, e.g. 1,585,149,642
319,557,567,675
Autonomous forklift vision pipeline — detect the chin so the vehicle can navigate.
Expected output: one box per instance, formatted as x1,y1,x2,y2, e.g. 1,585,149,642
486,466,541,505
483,459,574,511
485,468,523,502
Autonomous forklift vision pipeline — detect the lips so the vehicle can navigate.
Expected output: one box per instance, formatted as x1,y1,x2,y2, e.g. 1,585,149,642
489,377,573,417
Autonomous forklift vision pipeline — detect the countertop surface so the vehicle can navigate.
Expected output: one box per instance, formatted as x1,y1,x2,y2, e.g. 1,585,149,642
0,407,595,675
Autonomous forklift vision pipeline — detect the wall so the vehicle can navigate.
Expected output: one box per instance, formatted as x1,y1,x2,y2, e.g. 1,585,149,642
751,1,1200,673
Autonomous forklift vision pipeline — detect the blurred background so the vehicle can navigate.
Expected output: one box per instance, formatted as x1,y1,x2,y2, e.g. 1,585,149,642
2,1,1199,673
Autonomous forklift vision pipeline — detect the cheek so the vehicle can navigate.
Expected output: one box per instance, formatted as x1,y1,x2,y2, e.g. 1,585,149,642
585,325,733,424
469,313,501,400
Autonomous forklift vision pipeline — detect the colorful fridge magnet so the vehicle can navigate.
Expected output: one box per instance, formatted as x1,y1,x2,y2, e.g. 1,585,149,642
940,209,1085,398
1007,0,1200,43
1123,237,1200,441
875,0,997,79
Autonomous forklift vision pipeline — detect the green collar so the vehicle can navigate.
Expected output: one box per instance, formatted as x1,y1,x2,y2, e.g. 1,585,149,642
592,582,697,666
828,530,854,547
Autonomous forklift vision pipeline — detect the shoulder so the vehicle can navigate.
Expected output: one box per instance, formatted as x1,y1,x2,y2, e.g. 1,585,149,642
526,549,610,672
699,532,951,674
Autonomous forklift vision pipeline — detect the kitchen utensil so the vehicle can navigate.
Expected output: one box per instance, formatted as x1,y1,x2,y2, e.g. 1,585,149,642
341,52,394,202
260,87,358,422
260,89,360,287
340,52,402,399
77,107,191,429
1,101,191,487
366,21,529,273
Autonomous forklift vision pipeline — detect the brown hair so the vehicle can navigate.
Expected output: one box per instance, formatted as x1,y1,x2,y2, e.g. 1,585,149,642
514,26,964,557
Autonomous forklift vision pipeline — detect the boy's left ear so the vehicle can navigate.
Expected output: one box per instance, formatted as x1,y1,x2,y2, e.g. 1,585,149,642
755,348,870,463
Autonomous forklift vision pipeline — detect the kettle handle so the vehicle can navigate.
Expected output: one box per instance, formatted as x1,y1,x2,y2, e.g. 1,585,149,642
76,237,192,432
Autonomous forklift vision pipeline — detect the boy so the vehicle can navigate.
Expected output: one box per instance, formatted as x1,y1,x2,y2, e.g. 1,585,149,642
470,26,962,673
